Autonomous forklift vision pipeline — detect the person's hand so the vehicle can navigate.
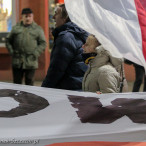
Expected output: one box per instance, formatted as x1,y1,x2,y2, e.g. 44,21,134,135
96,91,102,94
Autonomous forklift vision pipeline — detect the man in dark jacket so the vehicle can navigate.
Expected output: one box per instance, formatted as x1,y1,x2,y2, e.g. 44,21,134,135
6,8,46,85
42,4,88,90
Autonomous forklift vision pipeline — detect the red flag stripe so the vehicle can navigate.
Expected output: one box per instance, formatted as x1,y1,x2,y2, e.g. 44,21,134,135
135,0,146,61
46,142,146,146
140,0,146,10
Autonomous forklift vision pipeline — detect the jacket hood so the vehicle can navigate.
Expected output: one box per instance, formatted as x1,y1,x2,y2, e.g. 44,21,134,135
91,46,123,68
53,21,89,43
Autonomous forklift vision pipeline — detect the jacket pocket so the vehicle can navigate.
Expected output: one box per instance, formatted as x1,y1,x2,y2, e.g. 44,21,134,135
12,57,20,68
28,54,37,61
13,50,20,57
13,30,23,40
29,31,37,39
13,30,23,35
25,54,38,68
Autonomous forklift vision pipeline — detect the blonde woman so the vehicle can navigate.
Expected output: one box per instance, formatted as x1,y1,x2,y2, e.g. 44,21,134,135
82,35,123,93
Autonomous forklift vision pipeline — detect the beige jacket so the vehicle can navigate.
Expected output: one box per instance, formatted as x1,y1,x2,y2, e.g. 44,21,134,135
82,46,123,93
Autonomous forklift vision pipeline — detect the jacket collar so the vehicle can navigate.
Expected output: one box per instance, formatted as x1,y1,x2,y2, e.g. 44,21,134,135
52,22,71,38
90,46,123,68
52,21,88,43
19,21,36,28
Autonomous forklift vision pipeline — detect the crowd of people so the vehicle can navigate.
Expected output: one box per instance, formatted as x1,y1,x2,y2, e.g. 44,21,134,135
6,5,145,94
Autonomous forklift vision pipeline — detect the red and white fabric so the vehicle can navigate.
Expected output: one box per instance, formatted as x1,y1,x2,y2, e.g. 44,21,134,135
65,0,146,69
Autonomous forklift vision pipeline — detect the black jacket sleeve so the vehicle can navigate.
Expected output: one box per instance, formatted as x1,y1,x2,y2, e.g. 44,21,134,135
42,33,77,88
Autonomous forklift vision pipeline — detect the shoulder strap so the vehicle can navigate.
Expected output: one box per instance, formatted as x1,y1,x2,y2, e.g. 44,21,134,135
119,63,124,92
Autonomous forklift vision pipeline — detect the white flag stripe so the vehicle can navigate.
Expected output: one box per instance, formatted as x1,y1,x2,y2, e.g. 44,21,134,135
65,0,146,69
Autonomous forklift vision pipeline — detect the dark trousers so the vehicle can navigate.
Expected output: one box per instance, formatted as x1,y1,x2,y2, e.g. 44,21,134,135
132,64,146,92
12,67,35,85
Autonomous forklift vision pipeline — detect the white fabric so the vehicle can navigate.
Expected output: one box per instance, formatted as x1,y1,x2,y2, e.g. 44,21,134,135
65,0,146,70
0,82,146,146
0,97,19,111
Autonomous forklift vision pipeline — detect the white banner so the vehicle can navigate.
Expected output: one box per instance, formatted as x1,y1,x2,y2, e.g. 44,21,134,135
0,82,146,146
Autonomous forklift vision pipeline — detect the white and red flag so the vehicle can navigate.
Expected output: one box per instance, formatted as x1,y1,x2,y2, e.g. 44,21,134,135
65,0,146,69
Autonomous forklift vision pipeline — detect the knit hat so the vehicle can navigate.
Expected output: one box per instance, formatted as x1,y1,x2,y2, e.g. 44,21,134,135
21,8,33,15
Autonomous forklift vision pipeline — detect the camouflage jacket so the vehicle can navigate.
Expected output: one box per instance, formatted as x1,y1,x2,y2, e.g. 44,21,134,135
6,21,46,69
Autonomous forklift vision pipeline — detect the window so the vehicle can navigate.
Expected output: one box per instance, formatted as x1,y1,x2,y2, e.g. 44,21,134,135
0,0,12,32
0,0,16,46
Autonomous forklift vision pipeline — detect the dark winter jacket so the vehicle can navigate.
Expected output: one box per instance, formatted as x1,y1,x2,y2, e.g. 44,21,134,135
42,22,88,90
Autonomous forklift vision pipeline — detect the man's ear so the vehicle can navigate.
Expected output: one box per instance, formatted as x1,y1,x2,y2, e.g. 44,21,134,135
63,14,69,23
63,18,67,23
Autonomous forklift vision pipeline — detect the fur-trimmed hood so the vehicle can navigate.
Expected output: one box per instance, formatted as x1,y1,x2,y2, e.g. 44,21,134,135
92,45,123,68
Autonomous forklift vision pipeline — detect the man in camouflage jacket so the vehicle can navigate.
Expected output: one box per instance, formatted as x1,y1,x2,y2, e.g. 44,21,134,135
6,8,46,85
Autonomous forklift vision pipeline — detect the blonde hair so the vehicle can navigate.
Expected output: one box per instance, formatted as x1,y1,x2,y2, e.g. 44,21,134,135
88,35,100,48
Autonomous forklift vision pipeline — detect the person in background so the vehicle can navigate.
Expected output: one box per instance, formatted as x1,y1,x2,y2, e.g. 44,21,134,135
42,4,88,90
6,8,46,85
82,35,123,93
133,64,146,92
124,59,146,92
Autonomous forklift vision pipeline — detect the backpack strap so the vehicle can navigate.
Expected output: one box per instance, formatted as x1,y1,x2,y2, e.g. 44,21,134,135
119,63,126,92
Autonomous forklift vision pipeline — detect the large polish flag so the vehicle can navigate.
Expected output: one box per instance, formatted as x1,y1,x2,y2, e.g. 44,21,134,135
65,0,146,69
1,82,146,146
